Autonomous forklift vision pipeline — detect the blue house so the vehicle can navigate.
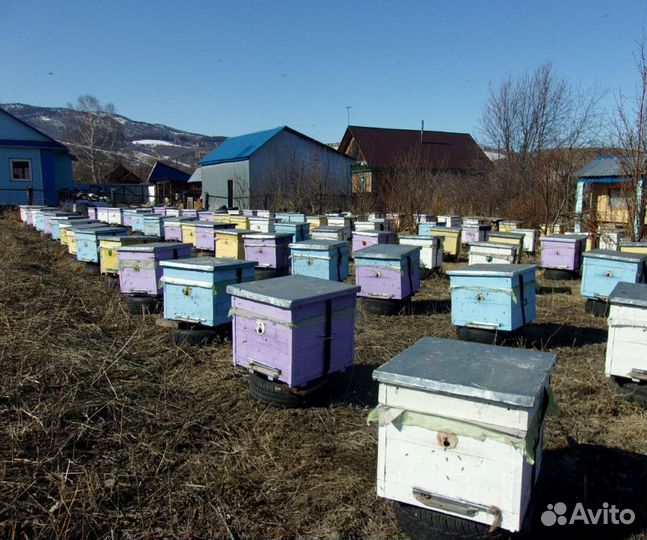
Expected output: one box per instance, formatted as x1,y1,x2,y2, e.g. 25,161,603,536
189,126,351,210
0,107,74,205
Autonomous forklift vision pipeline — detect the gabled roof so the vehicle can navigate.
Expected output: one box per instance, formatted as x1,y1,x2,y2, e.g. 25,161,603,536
200,125,351,167
103,164,141,184
146,161,191,184
574,156,625,178
0,106,72,154
339,125,491,171
200,127,284,166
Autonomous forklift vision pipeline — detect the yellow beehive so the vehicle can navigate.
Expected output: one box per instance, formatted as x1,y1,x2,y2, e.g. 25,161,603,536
427,227,462,258
215,229,251,259
585,234,598,251
67,229,79,254
487,232,524,262
499,220,522,233
99,235,159,275
306,215,328,231
619,242,647,255
59,223,73,246
181,221,199,247
226,215,249,229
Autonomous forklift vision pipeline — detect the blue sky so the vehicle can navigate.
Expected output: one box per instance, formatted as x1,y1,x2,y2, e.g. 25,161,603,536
1,0,645,144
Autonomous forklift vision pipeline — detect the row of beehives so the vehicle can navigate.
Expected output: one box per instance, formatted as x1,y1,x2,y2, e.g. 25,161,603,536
17,204,647,538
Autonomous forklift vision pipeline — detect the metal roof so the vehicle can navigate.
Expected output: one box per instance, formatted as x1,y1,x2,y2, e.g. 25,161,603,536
574,156,625,178
146,161,190,184
199,127,285,166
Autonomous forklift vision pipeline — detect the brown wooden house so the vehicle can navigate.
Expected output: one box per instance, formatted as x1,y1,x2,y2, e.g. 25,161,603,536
102,164,142,184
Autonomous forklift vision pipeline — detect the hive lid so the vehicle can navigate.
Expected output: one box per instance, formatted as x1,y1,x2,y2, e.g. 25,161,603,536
426,226,461,232
77,226,129,235
354,244,420,259
100,235,157,243
59,220,99,227
143,214,164,220
447,264,536,277
50,215,88,221
583,249,647,262
312,226,345,232
289,239,348,250
227,275,360,308
353,230,394,237
216,228,254,235
398,235,442,243
489,232,525,239
469,241,516,250
117,242,192,252
276,221,309,227
70,224,117,232
373,337,555,408
160,256,257,270
195,221,235,229
123,208,153,214
242,233,294,239
620,241,647,247
541,234,588,242
608,282,647,307
165,217,198,224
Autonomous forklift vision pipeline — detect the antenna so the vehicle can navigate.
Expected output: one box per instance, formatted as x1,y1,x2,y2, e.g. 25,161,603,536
420,120,424,144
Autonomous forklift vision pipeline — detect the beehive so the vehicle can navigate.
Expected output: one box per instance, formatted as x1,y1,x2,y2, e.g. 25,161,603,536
605,282,647,384
620,241,647,255
242,233,293,272
32,208,60,232
487,232,524,262
130,210,154,233
419,226,462,259
75,226,129,263
99,235,160,275
215,229,253,259
122,208,149,227
398,236,443,273
67,224,111,255
274,221,310,243
325,216,352,240
107,208,124,225
50,216,90,241
580,250,647,301
448,264,537,332
227,275,360,388
242,209,257,217
354,244,421,301
86,206,98,220
311,226,347,241
163,217,197,242
306,215,328,231
180,209,198,219
197,211,215,221
289,239,350,281
256,210,274,219
153,206,166,215
96,206,111,223
160,257,256,327
372,337,555,533
225,214,250,229
539,234,588,272
499,220,522,232
195,222,236,251
461,224,491,244
117,242,193,297
414,214,437,224
142,215,167,238
59,220,99,246
181,221,199,246
248,217,276,233
468,241,518,265
41,211,74,236
19,205,42,222
355,220,392,232
352,231,396,254
514,228,538,253
437,215,462,228
164,208,181,217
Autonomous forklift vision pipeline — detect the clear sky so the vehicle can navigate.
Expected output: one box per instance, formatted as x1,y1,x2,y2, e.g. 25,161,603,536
1,0,645,144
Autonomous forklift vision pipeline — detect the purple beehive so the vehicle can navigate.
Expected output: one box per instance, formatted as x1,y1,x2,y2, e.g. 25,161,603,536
227,275,360,388
153,206,166,215
461,225,491,244
195,221,236,251
117,242,193,296
243,233,293,271
354,244,421,300
540,234,588,271
352,230,396,253
164,218,196,242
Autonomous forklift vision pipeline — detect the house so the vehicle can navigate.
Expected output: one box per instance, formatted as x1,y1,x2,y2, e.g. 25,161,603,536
103,164,141,184
574,156,645,237
146,161,193,204
190,126,352,210
0,106,74,205
338,125,491,196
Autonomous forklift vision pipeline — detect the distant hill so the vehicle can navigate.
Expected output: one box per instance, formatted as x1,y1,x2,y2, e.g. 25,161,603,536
1,103,226,177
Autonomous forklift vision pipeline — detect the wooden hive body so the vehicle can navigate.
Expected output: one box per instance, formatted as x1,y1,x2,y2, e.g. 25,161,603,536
351,231,396,254
75,226,129,263
354,244,421,300
469,242,518,266
581,250,646,300
242,233,292,270
398,235,443,270
290,239,350,281
99,235,160,275
539,234,588,271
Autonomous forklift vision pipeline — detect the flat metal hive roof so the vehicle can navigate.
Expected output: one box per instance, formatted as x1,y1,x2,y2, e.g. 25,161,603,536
609,282,647,307
373,337,555,407
289,239,348,250
447,264,536,277
117,242,192,252
353,244,420,259
160,256,257,270
583,249,647,262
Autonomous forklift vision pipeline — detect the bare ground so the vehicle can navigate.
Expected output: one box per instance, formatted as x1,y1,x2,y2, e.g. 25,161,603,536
0,210,645,540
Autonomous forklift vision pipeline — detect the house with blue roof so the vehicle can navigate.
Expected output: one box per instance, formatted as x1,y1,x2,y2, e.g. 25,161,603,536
574,155,645,237
190,126,351,210
0,106,74,205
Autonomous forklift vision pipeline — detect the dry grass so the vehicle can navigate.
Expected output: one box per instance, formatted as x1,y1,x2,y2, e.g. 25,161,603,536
0,209,645,539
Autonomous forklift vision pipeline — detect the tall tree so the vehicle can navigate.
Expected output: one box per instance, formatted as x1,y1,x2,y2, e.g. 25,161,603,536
66,95,123,183
479,63,602,230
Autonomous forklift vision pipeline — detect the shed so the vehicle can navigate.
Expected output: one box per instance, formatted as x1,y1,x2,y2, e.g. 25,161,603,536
146,160,194,204
0,107,74,205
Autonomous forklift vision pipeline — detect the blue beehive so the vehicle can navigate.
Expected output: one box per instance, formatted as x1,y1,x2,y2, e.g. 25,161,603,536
289,239,350,281
274,221,310,243
50,216,90,240
159,257,257,327
75,226,129,263
143,214,167,238
581,249,646,300
448,264,537,332
417,222,438,235
131,211,153,233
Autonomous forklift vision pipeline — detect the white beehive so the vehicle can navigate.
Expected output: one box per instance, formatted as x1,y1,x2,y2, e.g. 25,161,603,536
515,228,538,253
372,337,555,533
468,241,518,265
605,282,647,382
398,235,443,272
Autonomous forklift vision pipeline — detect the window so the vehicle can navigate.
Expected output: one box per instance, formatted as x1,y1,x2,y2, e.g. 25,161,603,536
609,188,625,209
10,159,32,181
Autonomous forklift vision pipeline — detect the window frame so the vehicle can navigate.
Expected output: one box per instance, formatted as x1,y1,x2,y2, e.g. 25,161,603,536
10,158,33,181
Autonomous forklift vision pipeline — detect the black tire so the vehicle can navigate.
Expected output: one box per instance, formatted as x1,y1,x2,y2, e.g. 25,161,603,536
393,501,510,540
255,267,287,280
543,268,577,281
103,275,119,291
359,297,411,315
248,373,309,408
170,325,229,346
608,376,647,408
126,295,161,315
84,262,100,275
585,298,608,317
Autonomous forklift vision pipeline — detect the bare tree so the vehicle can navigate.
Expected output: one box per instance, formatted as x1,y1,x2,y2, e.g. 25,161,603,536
479,63,602,231
613,38,647,240
66,95,124,183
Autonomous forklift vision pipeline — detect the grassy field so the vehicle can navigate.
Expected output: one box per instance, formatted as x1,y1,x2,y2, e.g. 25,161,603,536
0,210,645,540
